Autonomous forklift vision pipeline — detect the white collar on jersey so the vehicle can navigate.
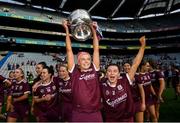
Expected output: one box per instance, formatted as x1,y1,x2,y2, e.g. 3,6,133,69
16,79,25,84
107,80,117,87
41,80,52,86
63,77,70,81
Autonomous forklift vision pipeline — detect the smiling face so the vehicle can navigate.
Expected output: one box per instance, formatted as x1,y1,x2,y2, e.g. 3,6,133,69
78,53,91,70
35,64,44,75
142,62,151,72
41,68,51,82
58,66,69,80
123,63,131,73
106,65,120,84
9,71,15,79
14,68,24,80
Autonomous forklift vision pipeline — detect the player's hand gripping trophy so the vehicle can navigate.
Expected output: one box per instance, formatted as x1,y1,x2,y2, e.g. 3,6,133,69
67,9,95,41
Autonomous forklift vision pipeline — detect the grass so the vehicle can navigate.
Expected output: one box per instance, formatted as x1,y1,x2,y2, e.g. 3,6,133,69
0,88,180,122
159,88,180,122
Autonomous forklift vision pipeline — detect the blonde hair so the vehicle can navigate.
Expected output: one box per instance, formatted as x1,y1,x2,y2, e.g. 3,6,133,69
16,68,25,78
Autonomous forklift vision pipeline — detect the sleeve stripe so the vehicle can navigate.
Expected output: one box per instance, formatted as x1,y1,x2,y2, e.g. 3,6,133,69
69,64,75,73
33,96,38,98
3,79,7,83
24,91,31,94
93,63,99,71
126,73,133,85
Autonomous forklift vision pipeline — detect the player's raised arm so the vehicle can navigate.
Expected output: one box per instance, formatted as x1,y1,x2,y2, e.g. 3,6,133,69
62,20,75,71
91,22,100,71
129,36,146,81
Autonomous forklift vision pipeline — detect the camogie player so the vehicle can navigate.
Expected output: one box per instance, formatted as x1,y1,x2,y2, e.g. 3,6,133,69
171,64,180,100
100,36,146,122
149,61,165,120
62,20,102,122
123,62,146,122
33,66,59,121
53,64,72,122
31,62,46,121
33,62,47,85
137,61,157,122
7,68,30,122
0,75,12,119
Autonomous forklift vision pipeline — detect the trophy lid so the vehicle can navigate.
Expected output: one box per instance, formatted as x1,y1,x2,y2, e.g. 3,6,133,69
68,9,92,41
69,9,92,24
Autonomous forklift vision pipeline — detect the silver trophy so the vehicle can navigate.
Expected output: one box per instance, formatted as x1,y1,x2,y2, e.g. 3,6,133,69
68,9,92,41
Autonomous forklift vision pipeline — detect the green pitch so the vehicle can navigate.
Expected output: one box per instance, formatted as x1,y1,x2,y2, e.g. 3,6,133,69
0,88,180,122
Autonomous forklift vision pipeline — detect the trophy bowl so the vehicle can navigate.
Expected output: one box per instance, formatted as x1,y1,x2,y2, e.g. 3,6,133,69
68,9,92,41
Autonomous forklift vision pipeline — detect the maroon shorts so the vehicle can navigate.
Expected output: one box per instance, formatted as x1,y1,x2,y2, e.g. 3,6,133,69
134,101,142,113
8,104,30,119
106,115,134,122
60,102,72,122
32,105,41,119
146,95,156,106
72,110,103,122
32,108,38,116
36,107,59,122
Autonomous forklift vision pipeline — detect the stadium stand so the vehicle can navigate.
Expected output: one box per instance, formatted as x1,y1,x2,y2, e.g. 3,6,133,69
0,52,57,78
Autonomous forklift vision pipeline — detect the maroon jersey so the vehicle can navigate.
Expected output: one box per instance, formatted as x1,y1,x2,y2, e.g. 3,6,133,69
8,79,30,119
131,73,143,102
172,69,180,86
53,76,72,103
34,81,58,112
6,79,15,96
53,76,72,122
100,75,134,121
150,70,164,88
0,75,5,82
9,79,30,107
0,75,6,106
70,64,101,113
137,72,154,103
0,75,6,94
121,73,142,102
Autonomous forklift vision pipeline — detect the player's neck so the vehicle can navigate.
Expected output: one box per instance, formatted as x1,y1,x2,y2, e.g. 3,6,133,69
107,80,117,87
63,76,70,81
43,79,51,84
16,78,23,82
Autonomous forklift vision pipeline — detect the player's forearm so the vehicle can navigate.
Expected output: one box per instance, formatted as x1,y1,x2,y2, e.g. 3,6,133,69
66,32,72,52
132,36,146,68
13,94,28,102
31,98,35,107
150,85,156,95
129,46,145,81
132,46,145,66
92,30,99,49
6,96,12,112
158,79,165,96
139,85,145,104
34,97,46,103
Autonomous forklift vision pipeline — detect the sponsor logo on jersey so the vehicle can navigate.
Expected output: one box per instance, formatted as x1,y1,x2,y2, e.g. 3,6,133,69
79,73,95,81
106,93,127,107
59,88,71,93
19,85,23,91
105,90,110,95
46,87,51,92
40,89,45,94
52,85,56,91
117,85,123,91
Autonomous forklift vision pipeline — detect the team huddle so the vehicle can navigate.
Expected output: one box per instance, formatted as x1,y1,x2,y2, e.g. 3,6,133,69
0,20,168,122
